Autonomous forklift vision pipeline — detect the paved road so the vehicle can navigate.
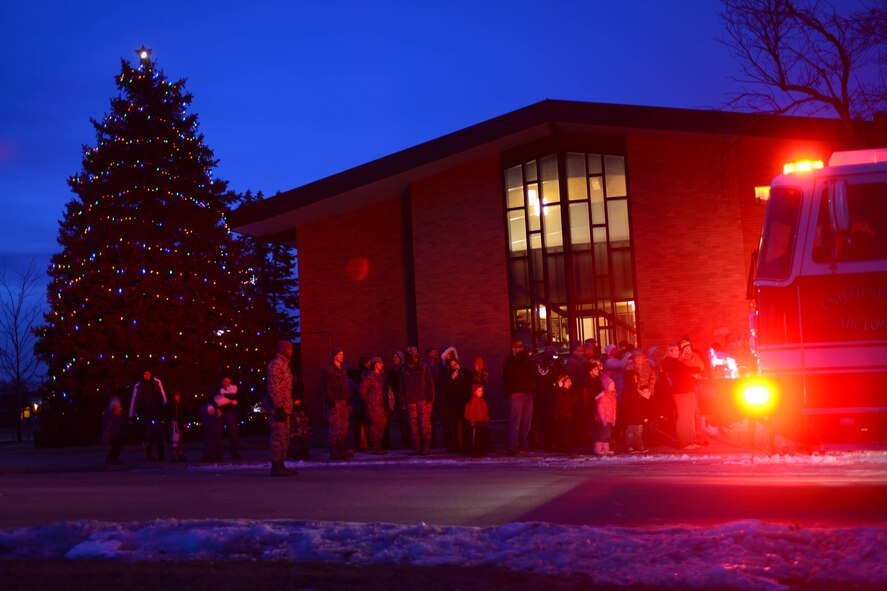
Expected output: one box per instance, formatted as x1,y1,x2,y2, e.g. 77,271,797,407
2,444,885,529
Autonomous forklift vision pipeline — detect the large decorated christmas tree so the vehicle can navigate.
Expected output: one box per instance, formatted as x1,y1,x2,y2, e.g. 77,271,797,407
37,48,289,437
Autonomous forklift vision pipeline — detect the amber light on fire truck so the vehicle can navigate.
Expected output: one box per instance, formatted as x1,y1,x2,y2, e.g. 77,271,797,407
734,377,779,417
782,160,824,175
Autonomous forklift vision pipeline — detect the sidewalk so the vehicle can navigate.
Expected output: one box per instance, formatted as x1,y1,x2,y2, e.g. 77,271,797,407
0,419,771,474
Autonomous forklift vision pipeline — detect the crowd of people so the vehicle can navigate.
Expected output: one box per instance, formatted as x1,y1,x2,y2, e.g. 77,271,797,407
109,335,715,477
103,369,244,467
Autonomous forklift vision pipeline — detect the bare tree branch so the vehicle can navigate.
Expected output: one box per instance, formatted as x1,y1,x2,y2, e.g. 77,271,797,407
720,0,887,146
0,261,45,442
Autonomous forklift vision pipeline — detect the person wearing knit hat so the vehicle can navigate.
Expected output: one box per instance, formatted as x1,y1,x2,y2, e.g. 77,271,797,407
665,337,706,450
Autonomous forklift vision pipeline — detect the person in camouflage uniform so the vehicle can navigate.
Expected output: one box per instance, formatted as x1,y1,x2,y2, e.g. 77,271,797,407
399,346,435,455
288,391,311,461
267,340,295,476
359,356,390,454
322,347,351,460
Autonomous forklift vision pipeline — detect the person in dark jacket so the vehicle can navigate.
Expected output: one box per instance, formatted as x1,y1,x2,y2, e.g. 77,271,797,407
216,375,241,459
502,339,536,455
323,348,352,460
103,396,125,466
439,357,473,452
168,391,186,462
661,341,704,449
399,345,435,455
201,390,225,462
531,347,562,451
621,350,656,453
387,351,406,449
551,373,578,454
128,370,168,461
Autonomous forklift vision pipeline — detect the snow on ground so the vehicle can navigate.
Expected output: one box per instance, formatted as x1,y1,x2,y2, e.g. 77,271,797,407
0,518,885,590
2,450,885,589
181,449,887,471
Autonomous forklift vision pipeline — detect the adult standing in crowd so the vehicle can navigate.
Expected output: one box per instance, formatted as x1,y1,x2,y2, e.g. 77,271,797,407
661,340,703,450
359,356,390,454
622,350,656,452
502,339,536,455
680,338,708,445
439,356,473,452
267,340,295,476
565,342,590,443
531,347,561,451
426,346,442,447
217,375,241,459
128,369,168,461
388,350,408,449
323,348,352,460
400,346,435,455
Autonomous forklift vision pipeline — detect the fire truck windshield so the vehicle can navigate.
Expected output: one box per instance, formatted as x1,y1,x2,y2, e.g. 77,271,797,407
757,187,803,280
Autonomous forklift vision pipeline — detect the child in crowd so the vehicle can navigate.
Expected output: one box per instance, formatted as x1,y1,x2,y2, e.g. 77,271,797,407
168,391,186,462
103,396,125,466
464,383,491,457
472,356,489,387
622,350,656,453
289,393,312,461
594,370,618,456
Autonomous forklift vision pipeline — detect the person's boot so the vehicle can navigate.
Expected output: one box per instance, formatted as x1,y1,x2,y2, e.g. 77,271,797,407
270,460,295,476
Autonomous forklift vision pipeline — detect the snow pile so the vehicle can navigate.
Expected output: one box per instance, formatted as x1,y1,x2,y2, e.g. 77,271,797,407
183,449,887,472
1,519,885,590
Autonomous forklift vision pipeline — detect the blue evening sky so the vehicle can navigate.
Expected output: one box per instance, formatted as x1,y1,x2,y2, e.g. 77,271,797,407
1,0,744,265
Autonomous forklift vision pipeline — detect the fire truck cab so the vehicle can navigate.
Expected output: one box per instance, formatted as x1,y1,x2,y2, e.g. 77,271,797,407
751,148,887,443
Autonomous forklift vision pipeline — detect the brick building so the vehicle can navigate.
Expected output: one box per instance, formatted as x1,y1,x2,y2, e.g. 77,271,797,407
231,100,843,418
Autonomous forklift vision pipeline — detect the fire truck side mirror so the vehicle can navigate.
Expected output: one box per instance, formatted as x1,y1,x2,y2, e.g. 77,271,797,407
829,180,851,234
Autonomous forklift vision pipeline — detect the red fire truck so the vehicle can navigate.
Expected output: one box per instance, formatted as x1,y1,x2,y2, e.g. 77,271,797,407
746,148,887,443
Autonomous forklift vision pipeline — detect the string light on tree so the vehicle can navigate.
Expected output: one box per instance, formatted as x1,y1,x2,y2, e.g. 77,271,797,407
36,47,298,435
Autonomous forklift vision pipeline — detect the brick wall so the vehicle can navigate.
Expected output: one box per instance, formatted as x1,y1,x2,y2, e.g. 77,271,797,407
297,197,408,421
629,133,832,352
409,154,512,416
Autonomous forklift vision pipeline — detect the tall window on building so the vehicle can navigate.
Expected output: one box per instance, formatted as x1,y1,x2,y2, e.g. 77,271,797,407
504,152,637,350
